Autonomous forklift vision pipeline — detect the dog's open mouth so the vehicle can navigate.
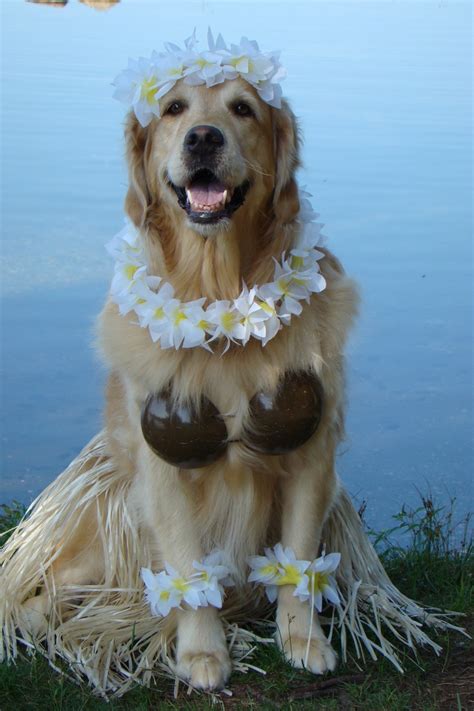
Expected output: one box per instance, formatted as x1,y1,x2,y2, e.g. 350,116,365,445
170,169,250,224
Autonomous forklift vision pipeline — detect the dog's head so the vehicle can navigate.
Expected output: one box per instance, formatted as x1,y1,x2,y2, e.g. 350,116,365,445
124,78,301,240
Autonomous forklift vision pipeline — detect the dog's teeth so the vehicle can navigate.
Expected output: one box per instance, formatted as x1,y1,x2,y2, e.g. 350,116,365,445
223,189,228,204
185,189,192,204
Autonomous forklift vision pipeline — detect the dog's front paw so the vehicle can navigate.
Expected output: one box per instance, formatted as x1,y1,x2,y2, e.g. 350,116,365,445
278,632,337,674
20,593,49,637
176,648,231,690
175,608,231,690
276,590,337,675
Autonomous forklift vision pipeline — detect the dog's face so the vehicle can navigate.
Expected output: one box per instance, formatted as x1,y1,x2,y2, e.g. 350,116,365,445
159,79,273,235
125,78,300,238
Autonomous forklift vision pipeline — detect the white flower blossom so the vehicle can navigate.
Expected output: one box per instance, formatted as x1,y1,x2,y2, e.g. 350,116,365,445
191,550,235,608
271,543,311,587
293,552,341,612
218,35,286,108
161,562,206,610
255,297,281,346
109,265,146,315
248,547,281,602
298,189,320,224
258,262,310,322
160,298,211,350
112,57,164,127
204,299,242,347
141,567,183,617
141,552,235,617
233,286,270,344
150,52,189,97
184,51,225,88
247,545,341,612
248,543,311,602
293,222,325,257
133,279,175,342
107,223,151,315
283,256,327,297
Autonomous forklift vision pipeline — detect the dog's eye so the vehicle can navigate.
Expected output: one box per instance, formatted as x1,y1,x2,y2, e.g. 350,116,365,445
233,102,254,118
165,101,185,117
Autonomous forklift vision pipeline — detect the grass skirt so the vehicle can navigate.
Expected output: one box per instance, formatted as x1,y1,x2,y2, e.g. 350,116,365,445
0,433,463,697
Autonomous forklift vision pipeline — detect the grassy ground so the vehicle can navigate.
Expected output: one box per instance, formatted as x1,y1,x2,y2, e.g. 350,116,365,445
0,495,472,710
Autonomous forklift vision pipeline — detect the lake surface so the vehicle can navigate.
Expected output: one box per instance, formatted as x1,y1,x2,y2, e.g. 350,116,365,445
1,0,472,531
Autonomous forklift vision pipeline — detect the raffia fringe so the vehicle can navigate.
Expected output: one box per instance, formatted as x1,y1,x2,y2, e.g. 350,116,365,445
0,432,465,697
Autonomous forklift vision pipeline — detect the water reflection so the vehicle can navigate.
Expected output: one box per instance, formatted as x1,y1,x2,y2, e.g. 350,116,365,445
26,0,120,8
79,0,119,9
27,0,68,6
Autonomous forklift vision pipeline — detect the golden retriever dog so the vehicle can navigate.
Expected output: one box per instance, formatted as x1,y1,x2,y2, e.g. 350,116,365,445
23,77,357,690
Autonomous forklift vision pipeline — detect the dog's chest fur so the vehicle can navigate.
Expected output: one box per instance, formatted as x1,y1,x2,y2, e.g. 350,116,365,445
97,251,356,574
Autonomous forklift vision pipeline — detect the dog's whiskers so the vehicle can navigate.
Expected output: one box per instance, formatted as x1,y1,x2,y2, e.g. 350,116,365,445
242,157,272,178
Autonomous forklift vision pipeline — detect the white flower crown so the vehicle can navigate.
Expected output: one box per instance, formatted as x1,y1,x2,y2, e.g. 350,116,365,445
107,191,327,351
112,28,286,127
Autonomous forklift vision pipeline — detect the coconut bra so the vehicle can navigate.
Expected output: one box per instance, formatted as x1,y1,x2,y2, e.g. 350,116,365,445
141,370,323,468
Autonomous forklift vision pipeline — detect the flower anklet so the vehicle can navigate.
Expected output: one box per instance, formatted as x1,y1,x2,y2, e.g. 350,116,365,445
142,544,341,617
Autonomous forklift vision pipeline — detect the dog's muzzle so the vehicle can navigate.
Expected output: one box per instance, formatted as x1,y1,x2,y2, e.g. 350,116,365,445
170,169,250,225
169,125,250,225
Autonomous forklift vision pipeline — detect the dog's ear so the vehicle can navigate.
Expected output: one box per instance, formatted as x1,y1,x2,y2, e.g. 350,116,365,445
272,100,301,223
124,113,152,227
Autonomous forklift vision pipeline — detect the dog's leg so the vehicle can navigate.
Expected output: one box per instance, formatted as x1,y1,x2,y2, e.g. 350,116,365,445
276,435,338,674
136,443,231,690
21,498,105,635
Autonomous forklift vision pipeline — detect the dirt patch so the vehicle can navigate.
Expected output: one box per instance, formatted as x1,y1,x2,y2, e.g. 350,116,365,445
428,625,474,710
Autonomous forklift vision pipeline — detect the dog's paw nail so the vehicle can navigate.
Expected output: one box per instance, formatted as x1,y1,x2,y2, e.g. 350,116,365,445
279,635,337,675
177,650,231,690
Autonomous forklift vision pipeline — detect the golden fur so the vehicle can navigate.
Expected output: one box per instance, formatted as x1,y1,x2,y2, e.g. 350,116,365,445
24,78,358,689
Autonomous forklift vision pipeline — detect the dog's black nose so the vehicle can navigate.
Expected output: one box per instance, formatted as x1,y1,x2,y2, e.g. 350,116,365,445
184,125,225,156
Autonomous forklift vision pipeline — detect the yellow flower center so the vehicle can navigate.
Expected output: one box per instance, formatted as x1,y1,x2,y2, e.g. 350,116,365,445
124,264,138,281
276,564,302,586
159,590,170,601
140,77,158,104
260,563,279,577
168,65,183,77
221,312,235,331
277,278,290,296
291,256,305,269
258,301,275,315
229,55,247,69
154,307,164,319
309,571,329,593
174,311,187,325
171,577,189,593
196,57,212,69
197,319,209,330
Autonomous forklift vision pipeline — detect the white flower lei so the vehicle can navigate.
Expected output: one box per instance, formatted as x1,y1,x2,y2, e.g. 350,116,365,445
141,550,235,617
107,192,327,351
113,29,286,127
141,545,341,618
248,543,341,612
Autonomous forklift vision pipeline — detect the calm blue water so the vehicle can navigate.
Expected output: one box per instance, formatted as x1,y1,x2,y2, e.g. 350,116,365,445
1,0,472,530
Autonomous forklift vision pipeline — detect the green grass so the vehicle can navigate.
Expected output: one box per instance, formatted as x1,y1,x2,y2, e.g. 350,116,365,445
1,494,472,710
0,502,26,543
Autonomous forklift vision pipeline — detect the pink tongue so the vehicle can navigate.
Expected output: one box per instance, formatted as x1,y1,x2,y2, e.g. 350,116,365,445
188,180,226,207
